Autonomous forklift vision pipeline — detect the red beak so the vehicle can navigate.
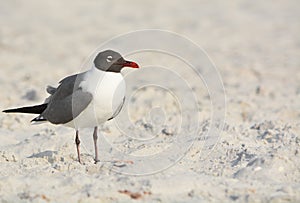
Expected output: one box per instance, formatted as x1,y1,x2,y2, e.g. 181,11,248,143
122,60,139,69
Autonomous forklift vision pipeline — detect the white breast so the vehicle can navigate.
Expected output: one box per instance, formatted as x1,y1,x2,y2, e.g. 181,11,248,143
65,68,126,129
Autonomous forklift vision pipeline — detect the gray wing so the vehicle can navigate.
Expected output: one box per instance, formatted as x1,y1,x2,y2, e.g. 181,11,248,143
41,72,92,124
44,86,57,103
46,85,57,95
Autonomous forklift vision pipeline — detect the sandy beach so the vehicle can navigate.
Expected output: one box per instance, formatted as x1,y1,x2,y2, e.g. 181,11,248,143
0,0,299,202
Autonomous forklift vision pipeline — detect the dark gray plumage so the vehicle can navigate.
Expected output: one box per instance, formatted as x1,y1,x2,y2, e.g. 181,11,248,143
94,50,138,72
35,73,92,124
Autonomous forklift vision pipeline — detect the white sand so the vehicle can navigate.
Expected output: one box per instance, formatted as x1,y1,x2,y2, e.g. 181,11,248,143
0,0,299,202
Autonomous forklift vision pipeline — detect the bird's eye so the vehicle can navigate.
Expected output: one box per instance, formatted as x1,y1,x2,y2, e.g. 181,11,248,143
106,56,113,63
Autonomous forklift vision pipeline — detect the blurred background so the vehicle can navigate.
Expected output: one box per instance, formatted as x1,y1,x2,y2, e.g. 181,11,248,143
0,1,299,202
0,0,299,123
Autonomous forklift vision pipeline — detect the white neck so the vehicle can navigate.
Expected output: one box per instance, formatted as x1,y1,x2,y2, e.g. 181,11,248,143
80,65,124,94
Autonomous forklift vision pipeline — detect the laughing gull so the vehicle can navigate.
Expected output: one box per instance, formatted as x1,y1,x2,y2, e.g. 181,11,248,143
3,50,139,163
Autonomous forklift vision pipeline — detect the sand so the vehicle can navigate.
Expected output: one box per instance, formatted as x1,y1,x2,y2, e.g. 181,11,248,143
0,0,299,202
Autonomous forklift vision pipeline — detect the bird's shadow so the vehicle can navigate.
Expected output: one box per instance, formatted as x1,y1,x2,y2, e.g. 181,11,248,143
28,150,58,164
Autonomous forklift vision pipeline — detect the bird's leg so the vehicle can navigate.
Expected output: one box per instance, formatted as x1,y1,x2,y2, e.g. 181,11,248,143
75,130,82,164
93,126,99,163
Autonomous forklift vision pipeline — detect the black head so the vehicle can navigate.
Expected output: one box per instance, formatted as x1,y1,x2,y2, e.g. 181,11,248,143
94,50,139,73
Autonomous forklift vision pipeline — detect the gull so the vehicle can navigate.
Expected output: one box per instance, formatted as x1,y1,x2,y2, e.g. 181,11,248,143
3,50,139,163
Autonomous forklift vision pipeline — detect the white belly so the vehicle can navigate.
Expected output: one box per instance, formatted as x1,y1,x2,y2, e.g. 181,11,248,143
65,69,125,129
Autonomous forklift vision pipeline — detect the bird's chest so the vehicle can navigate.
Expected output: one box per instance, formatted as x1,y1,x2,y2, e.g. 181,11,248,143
83,71,126,121
92,75,125,110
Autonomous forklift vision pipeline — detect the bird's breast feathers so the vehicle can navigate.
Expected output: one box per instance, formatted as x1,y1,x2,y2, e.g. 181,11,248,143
66,69,126,129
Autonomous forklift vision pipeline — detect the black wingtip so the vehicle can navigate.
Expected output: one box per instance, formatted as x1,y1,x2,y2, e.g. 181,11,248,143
2,104,48,114
3,109,14,113
31,115,47,123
